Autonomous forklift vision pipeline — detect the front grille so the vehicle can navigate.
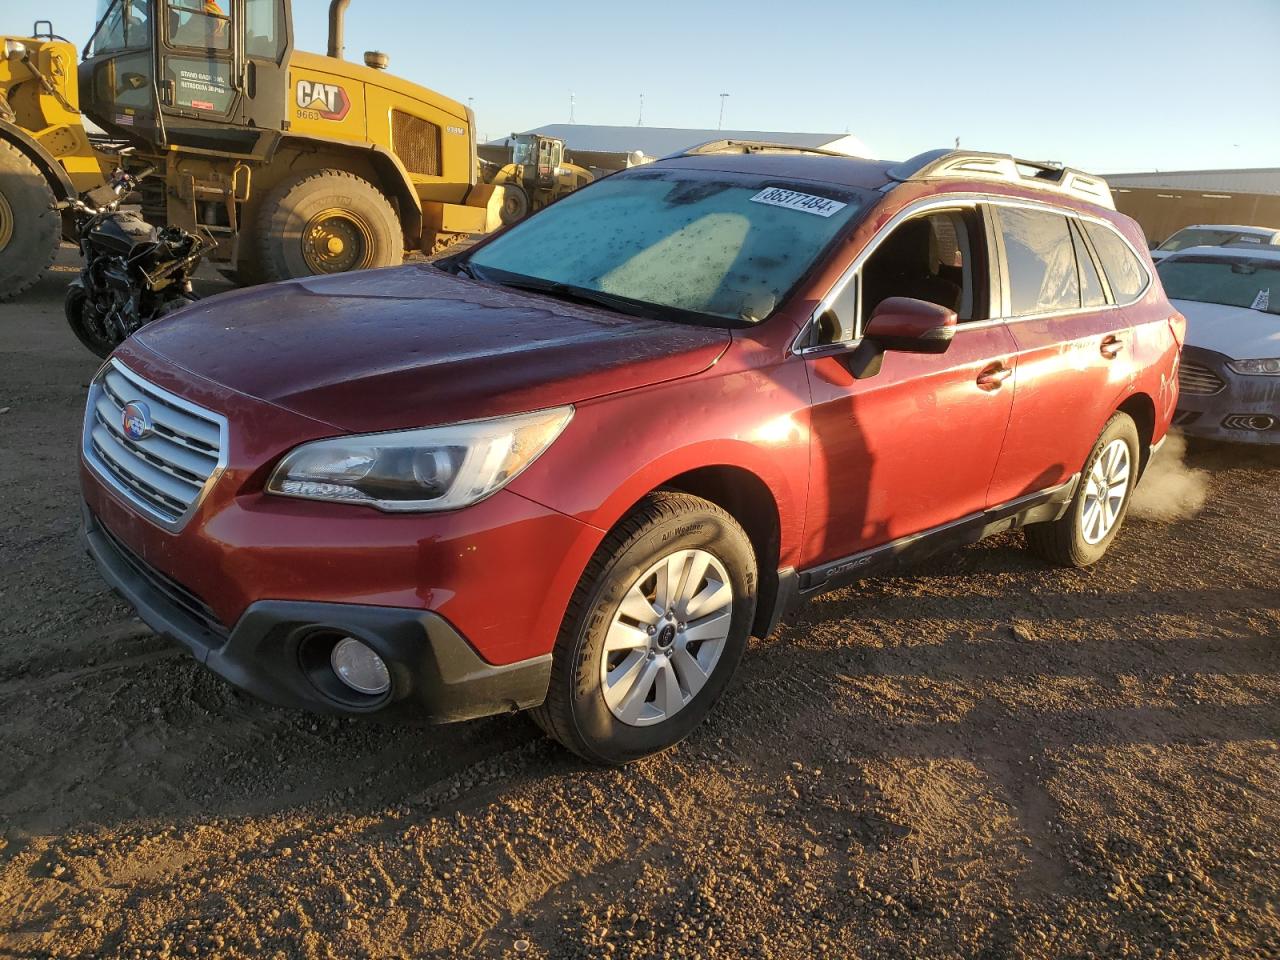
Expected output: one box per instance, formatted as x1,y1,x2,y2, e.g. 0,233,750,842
83,361,227,529
392,111,442,176
97,515,228,639
1172,410,1202,426
1179,361,1226,396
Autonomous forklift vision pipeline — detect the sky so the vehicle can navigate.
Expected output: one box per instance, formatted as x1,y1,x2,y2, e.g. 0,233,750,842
11,0,1279,173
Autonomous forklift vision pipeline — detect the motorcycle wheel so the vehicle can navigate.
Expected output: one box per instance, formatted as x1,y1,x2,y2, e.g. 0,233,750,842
64,282,118,360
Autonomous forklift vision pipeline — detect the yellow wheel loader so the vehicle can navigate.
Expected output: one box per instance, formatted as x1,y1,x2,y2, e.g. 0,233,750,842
483,132,593,225
0,1,515,299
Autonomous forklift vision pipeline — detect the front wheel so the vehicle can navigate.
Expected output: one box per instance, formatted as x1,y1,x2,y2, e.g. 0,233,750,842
64,282,116,359
1024,412,1140,567
532,492,758,765
0,140,60,301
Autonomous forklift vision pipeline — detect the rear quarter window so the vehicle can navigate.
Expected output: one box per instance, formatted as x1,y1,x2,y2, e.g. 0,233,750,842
1083,222,1149,304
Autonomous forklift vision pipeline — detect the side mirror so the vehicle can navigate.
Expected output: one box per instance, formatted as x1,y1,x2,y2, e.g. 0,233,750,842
863,297,957,355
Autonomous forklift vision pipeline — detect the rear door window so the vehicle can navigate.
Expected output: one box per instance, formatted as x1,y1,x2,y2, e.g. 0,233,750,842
997,206,1079,316
1083,222,1149,304
1071,220,1108,308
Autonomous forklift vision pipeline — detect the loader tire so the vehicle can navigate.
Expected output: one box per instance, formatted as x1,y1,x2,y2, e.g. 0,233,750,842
253,169,403,282
0,140,60,302
499,184,530,225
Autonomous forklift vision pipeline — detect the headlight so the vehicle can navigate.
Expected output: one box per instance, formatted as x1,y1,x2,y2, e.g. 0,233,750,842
267,406,573,512
1227,358,1280,376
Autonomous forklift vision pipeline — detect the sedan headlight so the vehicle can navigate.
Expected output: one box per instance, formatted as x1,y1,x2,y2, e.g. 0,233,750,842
1227,358,1280,376
267,406,573,512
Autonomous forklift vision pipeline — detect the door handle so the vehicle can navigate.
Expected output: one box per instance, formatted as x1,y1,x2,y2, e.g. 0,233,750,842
1101,335,1125,359
976,362,1013,390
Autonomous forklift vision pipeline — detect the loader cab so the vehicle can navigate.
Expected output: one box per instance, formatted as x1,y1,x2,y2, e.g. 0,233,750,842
511,134,564,191
80,0,294,152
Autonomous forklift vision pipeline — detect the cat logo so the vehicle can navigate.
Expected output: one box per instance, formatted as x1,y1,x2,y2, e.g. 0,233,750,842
295,79,351,121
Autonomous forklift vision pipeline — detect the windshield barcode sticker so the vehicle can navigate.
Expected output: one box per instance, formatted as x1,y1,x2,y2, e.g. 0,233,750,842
1252,288,1270,311
750,187,847,218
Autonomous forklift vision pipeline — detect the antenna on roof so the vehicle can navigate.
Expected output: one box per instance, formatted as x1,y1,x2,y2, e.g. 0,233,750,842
638,93,644,127
569,92,576,124
718,93,730,131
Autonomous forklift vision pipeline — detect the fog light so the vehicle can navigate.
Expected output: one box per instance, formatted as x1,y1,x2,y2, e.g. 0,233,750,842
330,637,391,695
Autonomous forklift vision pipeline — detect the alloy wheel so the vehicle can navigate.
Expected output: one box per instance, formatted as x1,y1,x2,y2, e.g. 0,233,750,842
600,549,733,727
1080,438,1132,545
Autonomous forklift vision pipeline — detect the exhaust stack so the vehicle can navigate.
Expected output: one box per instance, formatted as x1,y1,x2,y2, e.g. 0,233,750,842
327,0,351,59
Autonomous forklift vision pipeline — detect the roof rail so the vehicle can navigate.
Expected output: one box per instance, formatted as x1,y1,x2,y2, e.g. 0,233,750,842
886,149,1115,210
668,139,854,161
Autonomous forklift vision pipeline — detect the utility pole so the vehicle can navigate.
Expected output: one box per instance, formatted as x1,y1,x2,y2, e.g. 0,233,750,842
638,93,644,127
718,93,730,130
569,92,576,124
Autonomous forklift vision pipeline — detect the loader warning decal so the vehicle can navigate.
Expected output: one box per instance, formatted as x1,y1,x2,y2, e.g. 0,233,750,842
296,80,352,121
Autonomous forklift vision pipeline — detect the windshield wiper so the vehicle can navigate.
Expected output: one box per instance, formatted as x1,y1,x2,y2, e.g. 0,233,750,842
450,258,479,280
483,274,662,320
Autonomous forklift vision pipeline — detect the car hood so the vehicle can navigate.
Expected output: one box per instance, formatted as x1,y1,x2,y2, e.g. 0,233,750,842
136,266,731,432
1171,298,1280,360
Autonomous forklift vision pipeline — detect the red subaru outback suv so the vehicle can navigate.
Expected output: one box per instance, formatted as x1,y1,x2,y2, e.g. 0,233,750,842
81,144,1183,764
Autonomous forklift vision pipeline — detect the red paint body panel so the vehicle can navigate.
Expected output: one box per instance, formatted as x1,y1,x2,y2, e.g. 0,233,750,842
90,339,601,666
802,324,1018,564
137,266,730,432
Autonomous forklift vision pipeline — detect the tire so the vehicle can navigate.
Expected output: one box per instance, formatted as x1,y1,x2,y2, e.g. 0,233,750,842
499,184,530,225
0,140,60,302
532,492,758,765
1025,412,1141,568
64,282,115,359
252,169,403,282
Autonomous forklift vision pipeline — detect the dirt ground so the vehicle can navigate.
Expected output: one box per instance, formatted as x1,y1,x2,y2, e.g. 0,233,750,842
1,250,1278,959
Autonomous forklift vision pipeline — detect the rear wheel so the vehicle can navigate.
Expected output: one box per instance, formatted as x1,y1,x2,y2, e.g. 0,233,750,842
253,170,403,282
0,141,60,301
1025,412,1140,567
532,492,757,765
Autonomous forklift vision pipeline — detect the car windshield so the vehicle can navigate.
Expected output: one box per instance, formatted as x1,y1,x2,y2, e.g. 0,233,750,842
1158,256,1280,315
1158,228,1269,252
464,168,867,326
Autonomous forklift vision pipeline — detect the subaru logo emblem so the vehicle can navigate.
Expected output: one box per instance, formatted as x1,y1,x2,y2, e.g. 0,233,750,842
122,400,153,441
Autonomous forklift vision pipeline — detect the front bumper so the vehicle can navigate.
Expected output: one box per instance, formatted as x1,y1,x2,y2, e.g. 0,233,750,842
82,503,551,720
1175,346,1280,445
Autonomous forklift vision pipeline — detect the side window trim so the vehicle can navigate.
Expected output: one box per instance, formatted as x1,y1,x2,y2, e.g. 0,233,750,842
794,195,983,353
792,193,1152,356
983,202,1011,320
1069,217,1114,305
984,198,1151,318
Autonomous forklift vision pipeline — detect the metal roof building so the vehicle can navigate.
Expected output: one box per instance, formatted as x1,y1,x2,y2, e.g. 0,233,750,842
480,124,871,173
1103,168,1280,245
1106,168,1280,196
